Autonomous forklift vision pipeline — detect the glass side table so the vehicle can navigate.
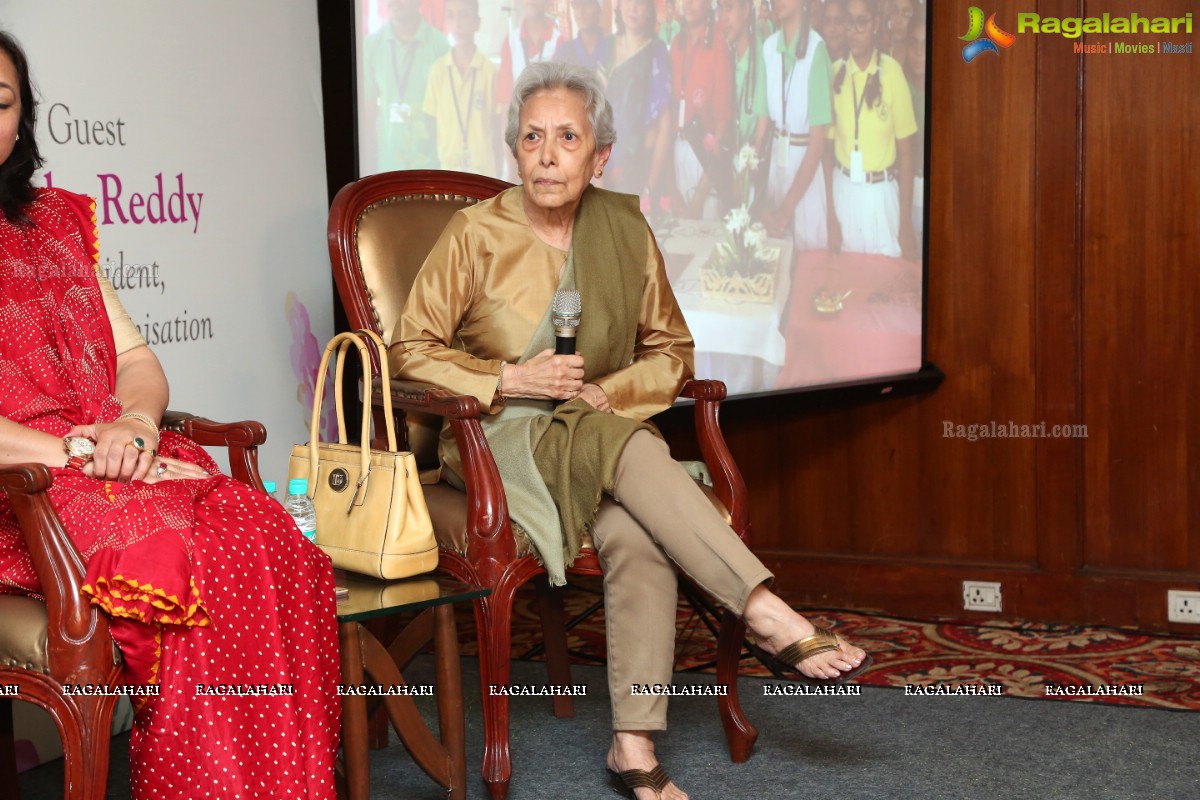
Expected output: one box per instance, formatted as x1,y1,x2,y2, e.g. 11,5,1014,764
335,573,490,800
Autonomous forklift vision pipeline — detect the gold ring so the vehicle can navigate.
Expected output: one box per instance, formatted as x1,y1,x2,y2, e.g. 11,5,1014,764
129,437,146,451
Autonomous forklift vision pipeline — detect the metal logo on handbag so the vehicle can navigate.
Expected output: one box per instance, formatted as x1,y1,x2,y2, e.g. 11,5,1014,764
328,468,349,492
287,330,438,579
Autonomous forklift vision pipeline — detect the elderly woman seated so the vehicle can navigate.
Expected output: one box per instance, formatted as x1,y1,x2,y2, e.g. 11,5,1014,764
391,61,869,800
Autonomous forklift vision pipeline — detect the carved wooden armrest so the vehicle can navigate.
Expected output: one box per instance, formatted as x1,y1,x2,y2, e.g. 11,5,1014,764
679,378,727,403
161,411,267,489
677,380,750,541
0,464,118,683
381,378,487,419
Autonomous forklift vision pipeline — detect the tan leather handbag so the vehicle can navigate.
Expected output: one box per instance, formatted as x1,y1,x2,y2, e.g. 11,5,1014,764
288,330,437,579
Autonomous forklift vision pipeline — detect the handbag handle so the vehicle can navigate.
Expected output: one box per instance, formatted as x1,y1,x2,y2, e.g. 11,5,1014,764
329,333,398,450
355,328,398,451
306,331,398,506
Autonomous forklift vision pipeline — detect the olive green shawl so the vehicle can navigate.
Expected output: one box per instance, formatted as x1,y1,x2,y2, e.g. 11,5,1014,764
478,187,653,585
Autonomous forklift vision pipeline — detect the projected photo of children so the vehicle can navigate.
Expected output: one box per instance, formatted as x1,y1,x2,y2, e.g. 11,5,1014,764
361,0,449,170
357,0,926,396
827,0,918,260
604,0,674,204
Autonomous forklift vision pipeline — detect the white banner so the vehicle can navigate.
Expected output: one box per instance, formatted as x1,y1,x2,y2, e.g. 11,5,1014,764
3,1,334,489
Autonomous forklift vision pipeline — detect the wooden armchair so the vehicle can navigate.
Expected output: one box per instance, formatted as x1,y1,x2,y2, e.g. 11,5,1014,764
328,169,758,800
0,414,267,799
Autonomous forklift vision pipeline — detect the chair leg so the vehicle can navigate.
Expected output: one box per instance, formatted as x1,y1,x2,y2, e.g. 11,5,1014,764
533,575,575,719
363,615,402,751
0,698,18,799
58,695,118,800
716,611,757,762
474,582,518,800
366,707,389,752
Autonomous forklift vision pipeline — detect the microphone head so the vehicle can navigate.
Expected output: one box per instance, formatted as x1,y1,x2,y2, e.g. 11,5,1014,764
552,289,581,329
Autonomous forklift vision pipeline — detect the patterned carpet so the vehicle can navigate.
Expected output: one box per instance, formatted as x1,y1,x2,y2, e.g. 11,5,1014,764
457,578,1200,711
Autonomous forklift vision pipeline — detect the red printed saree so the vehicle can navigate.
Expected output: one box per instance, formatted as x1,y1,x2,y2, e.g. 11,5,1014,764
0,188,339,798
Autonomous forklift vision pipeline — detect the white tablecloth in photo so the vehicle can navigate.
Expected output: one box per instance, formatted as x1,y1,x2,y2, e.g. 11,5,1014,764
659,220,793,396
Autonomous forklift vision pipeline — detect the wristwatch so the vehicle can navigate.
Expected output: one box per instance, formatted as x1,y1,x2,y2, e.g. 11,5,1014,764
63,436,96,470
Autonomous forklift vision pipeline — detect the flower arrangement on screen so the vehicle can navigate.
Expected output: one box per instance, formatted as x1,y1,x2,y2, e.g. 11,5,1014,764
702,145,780,303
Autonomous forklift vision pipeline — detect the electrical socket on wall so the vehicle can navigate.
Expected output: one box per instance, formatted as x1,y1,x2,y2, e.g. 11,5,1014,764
1167,590,1200,624
963,581,1003,612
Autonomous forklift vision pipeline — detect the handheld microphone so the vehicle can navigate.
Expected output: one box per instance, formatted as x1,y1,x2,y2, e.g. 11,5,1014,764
552,289,581,356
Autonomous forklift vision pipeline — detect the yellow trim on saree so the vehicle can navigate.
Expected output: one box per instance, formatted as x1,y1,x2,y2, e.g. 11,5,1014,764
83,574,212,628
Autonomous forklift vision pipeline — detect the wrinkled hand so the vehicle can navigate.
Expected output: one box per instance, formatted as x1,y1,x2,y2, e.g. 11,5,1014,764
140,455,211,484
67,419,159,482
577,383,611,413
504,349,584,401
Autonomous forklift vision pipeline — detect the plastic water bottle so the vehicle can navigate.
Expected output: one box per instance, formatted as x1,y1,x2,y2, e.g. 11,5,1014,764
263,481,279,504
283,478,317,544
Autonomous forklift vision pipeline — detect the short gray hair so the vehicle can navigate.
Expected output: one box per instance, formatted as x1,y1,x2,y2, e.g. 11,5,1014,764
504,62,616,155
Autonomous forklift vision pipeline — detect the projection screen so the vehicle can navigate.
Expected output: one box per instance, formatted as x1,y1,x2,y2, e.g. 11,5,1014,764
354,0,928,398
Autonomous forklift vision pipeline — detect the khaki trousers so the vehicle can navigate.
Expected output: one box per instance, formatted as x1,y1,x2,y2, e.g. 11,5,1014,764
590,430,774,731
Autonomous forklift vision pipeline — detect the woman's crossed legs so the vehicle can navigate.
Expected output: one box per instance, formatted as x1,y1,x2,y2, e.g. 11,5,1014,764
590,431,867,799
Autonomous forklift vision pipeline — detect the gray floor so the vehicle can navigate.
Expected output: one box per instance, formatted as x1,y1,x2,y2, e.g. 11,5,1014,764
19,656,1200,799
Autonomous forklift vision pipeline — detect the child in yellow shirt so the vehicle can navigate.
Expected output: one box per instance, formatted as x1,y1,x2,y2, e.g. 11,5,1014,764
423,0,503,177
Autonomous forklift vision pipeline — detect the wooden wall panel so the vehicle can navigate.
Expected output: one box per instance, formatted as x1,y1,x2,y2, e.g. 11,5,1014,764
1032,0,1085,580
1079,0,1200,576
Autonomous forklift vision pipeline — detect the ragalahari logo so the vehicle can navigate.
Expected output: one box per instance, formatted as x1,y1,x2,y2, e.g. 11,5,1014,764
961,7,1017,62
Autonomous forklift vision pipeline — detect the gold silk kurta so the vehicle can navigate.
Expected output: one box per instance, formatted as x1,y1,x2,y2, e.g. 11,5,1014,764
391,186,695,581
390,186,694,425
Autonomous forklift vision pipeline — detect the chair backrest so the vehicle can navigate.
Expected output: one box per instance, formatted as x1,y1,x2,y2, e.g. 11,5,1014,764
328,169,511,467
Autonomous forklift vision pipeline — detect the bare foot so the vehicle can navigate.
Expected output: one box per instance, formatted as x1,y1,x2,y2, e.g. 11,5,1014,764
742,586,867,681
607,731,689,800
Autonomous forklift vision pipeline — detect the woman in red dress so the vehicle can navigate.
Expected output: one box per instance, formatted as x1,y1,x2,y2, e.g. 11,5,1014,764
0,32,340,798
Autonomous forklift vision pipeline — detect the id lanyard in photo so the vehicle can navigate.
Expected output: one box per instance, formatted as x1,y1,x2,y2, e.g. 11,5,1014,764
849,51,879,183
388,38,418,124
450,64,478,170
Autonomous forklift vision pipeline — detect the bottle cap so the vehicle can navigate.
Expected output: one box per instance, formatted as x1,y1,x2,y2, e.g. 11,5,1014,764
263,481,277,493
288,478,309,495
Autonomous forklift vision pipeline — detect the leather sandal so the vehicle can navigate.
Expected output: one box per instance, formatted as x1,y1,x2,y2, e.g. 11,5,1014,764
757,626,873,686
608,764,672,798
